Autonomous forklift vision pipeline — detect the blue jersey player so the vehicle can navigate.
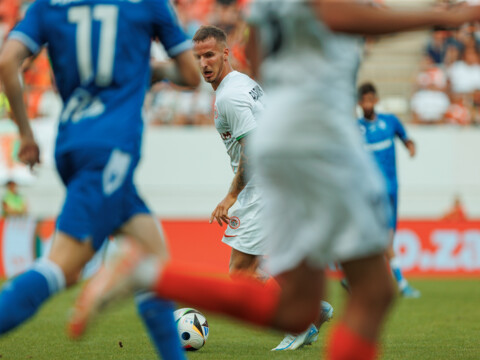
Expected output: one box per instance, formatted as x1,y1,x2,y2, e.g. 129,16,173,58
357,82,420,298
0,0,200,357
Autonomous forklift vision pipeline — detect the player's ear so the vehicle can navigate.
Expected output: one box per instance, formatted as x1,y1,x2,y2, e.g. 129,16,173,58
223,47,229,60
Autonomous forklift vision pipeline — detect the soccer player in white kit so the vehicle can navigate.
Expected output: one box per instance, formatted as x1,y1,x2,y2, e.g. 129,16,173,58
193,25,267,275
71,2,480,359
193,25,333,350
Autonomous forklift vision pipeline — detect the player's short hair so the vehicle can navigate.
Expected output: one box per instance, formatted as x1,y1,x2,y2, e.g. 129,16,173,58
358,82,377,100
193,25,227,46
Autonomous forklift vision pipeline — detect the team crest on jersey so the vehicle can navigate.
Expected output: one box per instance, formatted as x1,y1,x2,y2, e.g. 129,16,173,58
229,216,240,229
249,85,263,101
214,106,218,120
221,132,232,140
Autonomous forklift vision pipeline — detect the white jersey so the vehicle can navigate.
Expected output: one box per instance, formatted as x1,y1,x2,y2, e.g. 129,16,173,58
214,71,267,256
214,71,266,174
249,0,364,132
247,0,390,274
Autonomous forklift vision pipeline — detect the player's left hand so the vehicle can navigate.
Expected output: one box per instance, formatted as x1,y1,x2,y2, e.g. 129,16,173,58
18,135,40,169
210,194,237,226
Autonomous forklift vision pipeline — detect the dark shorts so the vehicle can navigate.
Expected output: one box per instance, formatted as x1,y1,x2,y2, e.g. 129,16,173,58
55,148,150,251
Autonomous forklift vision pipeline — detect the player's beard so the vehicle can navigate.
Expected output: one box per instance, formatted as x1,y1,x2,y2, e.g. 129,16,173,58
363,109,375,120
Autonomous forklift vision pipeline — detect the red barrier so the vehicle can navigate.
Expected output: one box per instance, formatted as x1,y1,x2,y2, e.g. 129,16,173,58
32,219,231,274
163,219,480,276
4,218,480,278
162,220,230,273
395,220,480,276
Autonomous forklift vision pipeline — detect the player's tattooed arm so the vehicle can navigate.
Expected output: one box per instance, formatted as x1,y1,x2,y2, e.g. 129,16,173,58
210,137,250,226
229,137,250,198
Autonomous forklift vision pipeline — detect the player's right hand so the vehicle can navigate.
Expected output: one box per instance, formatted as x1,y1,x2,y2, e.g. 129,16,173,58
210,194,237,226
18,135,40,169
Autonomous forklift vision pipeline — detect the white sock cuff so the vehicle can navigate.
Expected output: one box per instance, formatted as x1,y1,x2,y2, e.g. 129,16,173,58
134,256,160,289
32,258,66,294
134,291,156,305
390,257,401,268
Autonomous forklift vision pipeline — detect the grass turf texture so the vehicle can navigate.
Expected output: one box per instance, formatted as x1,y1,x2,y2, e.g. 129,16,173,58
0,279,478,359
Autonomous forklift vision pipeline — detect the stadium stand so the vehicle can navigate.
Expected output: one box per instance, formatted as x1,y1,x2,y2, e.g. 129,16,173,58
0,0,444,127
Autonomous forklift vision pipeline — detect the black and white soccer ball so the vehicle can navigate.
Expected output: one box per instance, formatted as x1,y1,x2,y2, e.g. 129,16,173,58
173,308,209,351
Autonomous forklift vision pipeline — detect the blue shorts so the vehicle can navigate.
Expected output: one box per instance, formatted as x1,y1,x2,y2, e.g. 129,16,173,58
55,148,150,251
388,192,398,231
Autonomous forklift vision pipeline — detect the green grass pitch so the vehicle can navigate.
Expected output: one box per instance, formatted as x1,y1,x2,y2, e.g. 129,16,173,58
0,279,478,359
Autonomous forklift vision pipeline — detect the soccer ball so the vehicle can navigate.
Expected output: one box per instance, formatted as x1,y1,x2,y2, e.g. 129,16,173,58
173,308,209,351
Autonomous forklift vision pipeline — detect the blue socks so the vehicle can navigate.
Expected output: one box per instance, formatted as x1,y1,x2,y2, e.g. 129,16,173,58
135,292,186,360
0,258,65,334
0,258,186,360
390,257,408,290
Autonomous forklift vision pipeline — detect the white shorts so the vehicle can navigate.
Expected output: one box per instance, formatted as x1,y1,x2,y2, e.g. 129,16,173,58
222,184,266,256
251,89,390,276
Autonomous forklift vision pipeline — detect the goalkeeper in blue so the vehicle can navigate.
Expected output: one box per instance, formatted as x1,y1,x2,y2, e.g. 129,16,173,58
357,82,420,298
0,0,200,358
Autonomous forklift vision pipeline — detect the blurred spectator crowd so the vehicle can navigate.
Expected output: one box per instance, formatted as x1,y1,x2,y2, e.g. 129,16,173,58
412,21,480,126
0,0,250,126
7,0,480,127
0,0,61,121
145,0,250,126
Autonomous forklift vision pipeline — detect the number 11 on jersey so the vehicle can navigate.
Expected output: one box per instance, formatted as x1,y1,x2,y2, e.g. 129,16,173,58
68,5,118,87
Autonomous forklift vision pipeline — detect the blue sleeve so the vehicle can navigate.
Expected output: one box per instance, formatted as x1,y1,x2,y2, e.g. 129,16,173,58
392,115,408,142
8,0,47,54
150,0,191,58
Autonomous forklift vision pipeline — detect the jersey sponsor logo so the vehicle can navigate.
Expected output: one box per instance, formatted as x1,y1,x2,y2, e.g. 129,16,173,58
61,89,105,123
229,216,240,229
214,105,218,120
364,138,392,152
220,131,232,140
249,85,264,101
